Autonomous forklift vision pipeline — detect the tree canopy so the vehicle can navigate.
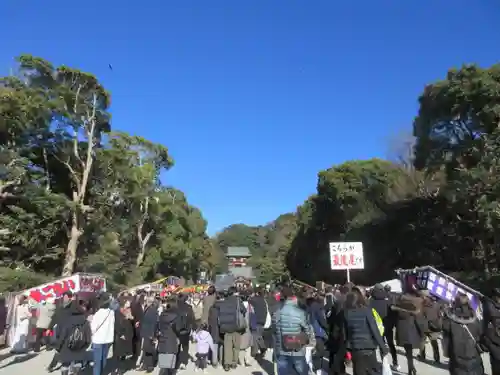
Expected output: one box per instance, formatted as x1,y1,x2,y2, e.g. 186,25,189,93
218,62,500,290
0,55,219,291
3,55,500,291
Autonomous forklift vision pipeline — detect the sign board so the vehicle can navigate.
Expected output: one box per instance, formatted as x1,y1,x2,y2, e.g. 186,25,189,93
24,273,106,302
329,242,364,270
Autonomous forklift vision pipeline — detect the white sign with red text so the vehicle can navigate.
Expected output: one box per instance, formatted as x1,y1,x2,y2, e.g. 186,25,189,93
24,273,106,302
329,242,364,270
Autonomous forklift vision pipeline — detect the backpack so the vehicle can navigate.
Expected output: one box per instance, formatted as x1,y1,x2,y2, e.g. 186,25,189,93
372,308,384,336
67,322,90,351
177,311,190,335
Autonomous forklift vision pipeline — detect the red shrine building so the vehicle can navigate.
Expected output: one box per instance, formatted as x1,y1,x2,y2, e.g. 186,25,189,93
227,246,253,279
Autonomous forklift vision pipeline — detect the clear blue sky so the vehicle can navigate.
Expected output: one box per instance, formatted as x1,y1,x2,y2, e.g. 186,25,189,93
1,1,499,235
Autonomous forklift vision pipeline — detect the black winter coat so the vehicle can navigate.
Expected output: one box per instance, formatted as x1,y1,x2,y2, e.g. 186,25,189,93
131,300,144,324
422,298,442,338
327,294,347,351
208,304,221,344
343,307,386,352
49,300,72,330
369,289,390,321
442,306,483,375
482,299,500,361
140,304,159,339
156,308,180,354
392,294,426,348
114,310,134,358
249,295,267,326
217,295,246,334
177,301,195,335
54,302,91,364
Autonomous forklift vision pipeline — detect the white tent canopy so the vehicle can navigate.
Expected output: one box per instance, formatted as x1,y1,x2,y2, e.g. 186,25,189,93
378,278,402,293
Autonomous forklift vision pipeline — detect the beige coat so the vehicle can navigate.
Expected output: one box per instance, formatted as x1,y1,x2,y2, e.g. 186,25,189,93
36,302,56,329
201,294,216,324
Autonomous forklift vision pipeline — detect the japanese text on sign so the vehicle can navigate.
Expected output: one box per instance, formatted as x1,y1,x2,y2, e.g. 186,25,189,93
329,242,364,270
27,276,78,302
79,276,106,293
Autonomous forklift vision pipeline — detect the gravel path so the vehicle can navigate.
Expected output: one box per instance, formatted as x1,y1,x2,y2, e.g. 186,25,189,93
0,342,492,375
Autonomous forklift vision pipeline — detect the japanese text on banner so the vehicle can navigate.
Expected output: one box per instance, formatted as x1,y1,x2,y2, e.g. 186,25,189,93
329,242,364,270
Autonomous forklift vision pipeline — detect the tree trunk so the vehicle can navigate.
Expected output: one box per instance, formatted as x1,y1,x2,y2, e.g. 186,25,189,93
59,94,97,276
135,230,154,267
136,246,146,268
62,211,81,276
135,196,154,267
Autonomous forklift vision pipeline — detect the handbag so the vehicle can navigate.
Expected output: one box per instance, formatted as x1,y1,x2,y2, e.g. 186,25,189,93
236,299,247,331
263,300,272,329
279,310,308,351
382,355,393,375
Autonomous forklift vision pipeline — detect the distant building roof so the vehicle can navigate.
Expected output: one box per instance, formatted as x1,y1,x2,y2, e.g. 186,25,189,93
227,246,251,257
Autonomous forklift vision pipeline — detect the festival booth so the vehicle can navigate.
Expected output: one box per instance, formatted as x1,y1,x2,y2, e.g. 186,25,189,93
24,273,106,303
397,265,483,319
127,276,182,296
5,273,106,347
175,284,210,294
128,282,164,294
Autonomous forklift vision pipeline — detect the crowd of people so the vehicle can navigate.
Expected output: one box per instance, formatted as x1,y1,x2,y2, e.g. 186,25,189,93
3,280,500,375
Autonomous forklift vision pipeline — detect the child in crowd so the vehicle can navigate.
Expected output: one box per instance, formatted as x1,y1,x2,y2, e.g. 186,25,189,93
192,323,214,372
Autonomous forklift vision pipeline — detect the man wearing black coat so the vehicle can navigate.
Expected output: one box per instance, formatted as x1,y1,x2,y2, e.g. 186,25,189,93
208,296,222,367
369,284,399,368
131,292,145,363
217,287,246,370
47,292,74,372
176,293,196,369
249,287,269,357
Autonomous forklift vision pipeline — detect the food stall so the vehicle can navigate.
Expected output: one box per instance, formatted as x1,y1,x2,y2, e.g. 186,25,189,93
24,273,106,302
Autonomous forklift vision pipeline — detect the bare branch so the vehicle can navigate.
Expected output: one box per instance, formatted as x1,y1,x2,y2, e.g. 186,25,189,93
42,148,51,191
143,230,154,248
53,153,81,188
78,93,98,203
71,85,85,170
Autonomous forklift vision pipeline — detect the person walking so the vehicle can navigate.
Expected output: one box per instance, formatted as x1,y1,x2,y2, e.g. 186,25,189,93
392,287,426,375
217,287,247,371
113,298,135,375
344,287,388,375
272,286,312,375
54,299,92,375
91,294,115,375
157,297,181,375
442,294,484,375
34,297,56,352
176,293,196,370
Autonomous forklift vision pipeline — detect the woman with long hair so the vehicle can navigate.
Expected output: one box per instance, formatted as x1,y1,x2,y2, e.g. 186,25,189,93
156,296,180,375
343,287,387,375
113,297,134,374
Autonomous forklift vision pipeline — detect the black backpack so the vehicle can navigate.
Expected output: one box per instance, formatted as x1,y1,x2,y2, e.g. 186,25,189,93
67,322,90,351
177,311,190,335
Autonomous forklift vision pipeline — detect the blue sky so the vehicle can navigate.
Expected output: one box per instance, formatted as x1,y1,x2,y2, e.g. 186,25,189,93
1,1,499,235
